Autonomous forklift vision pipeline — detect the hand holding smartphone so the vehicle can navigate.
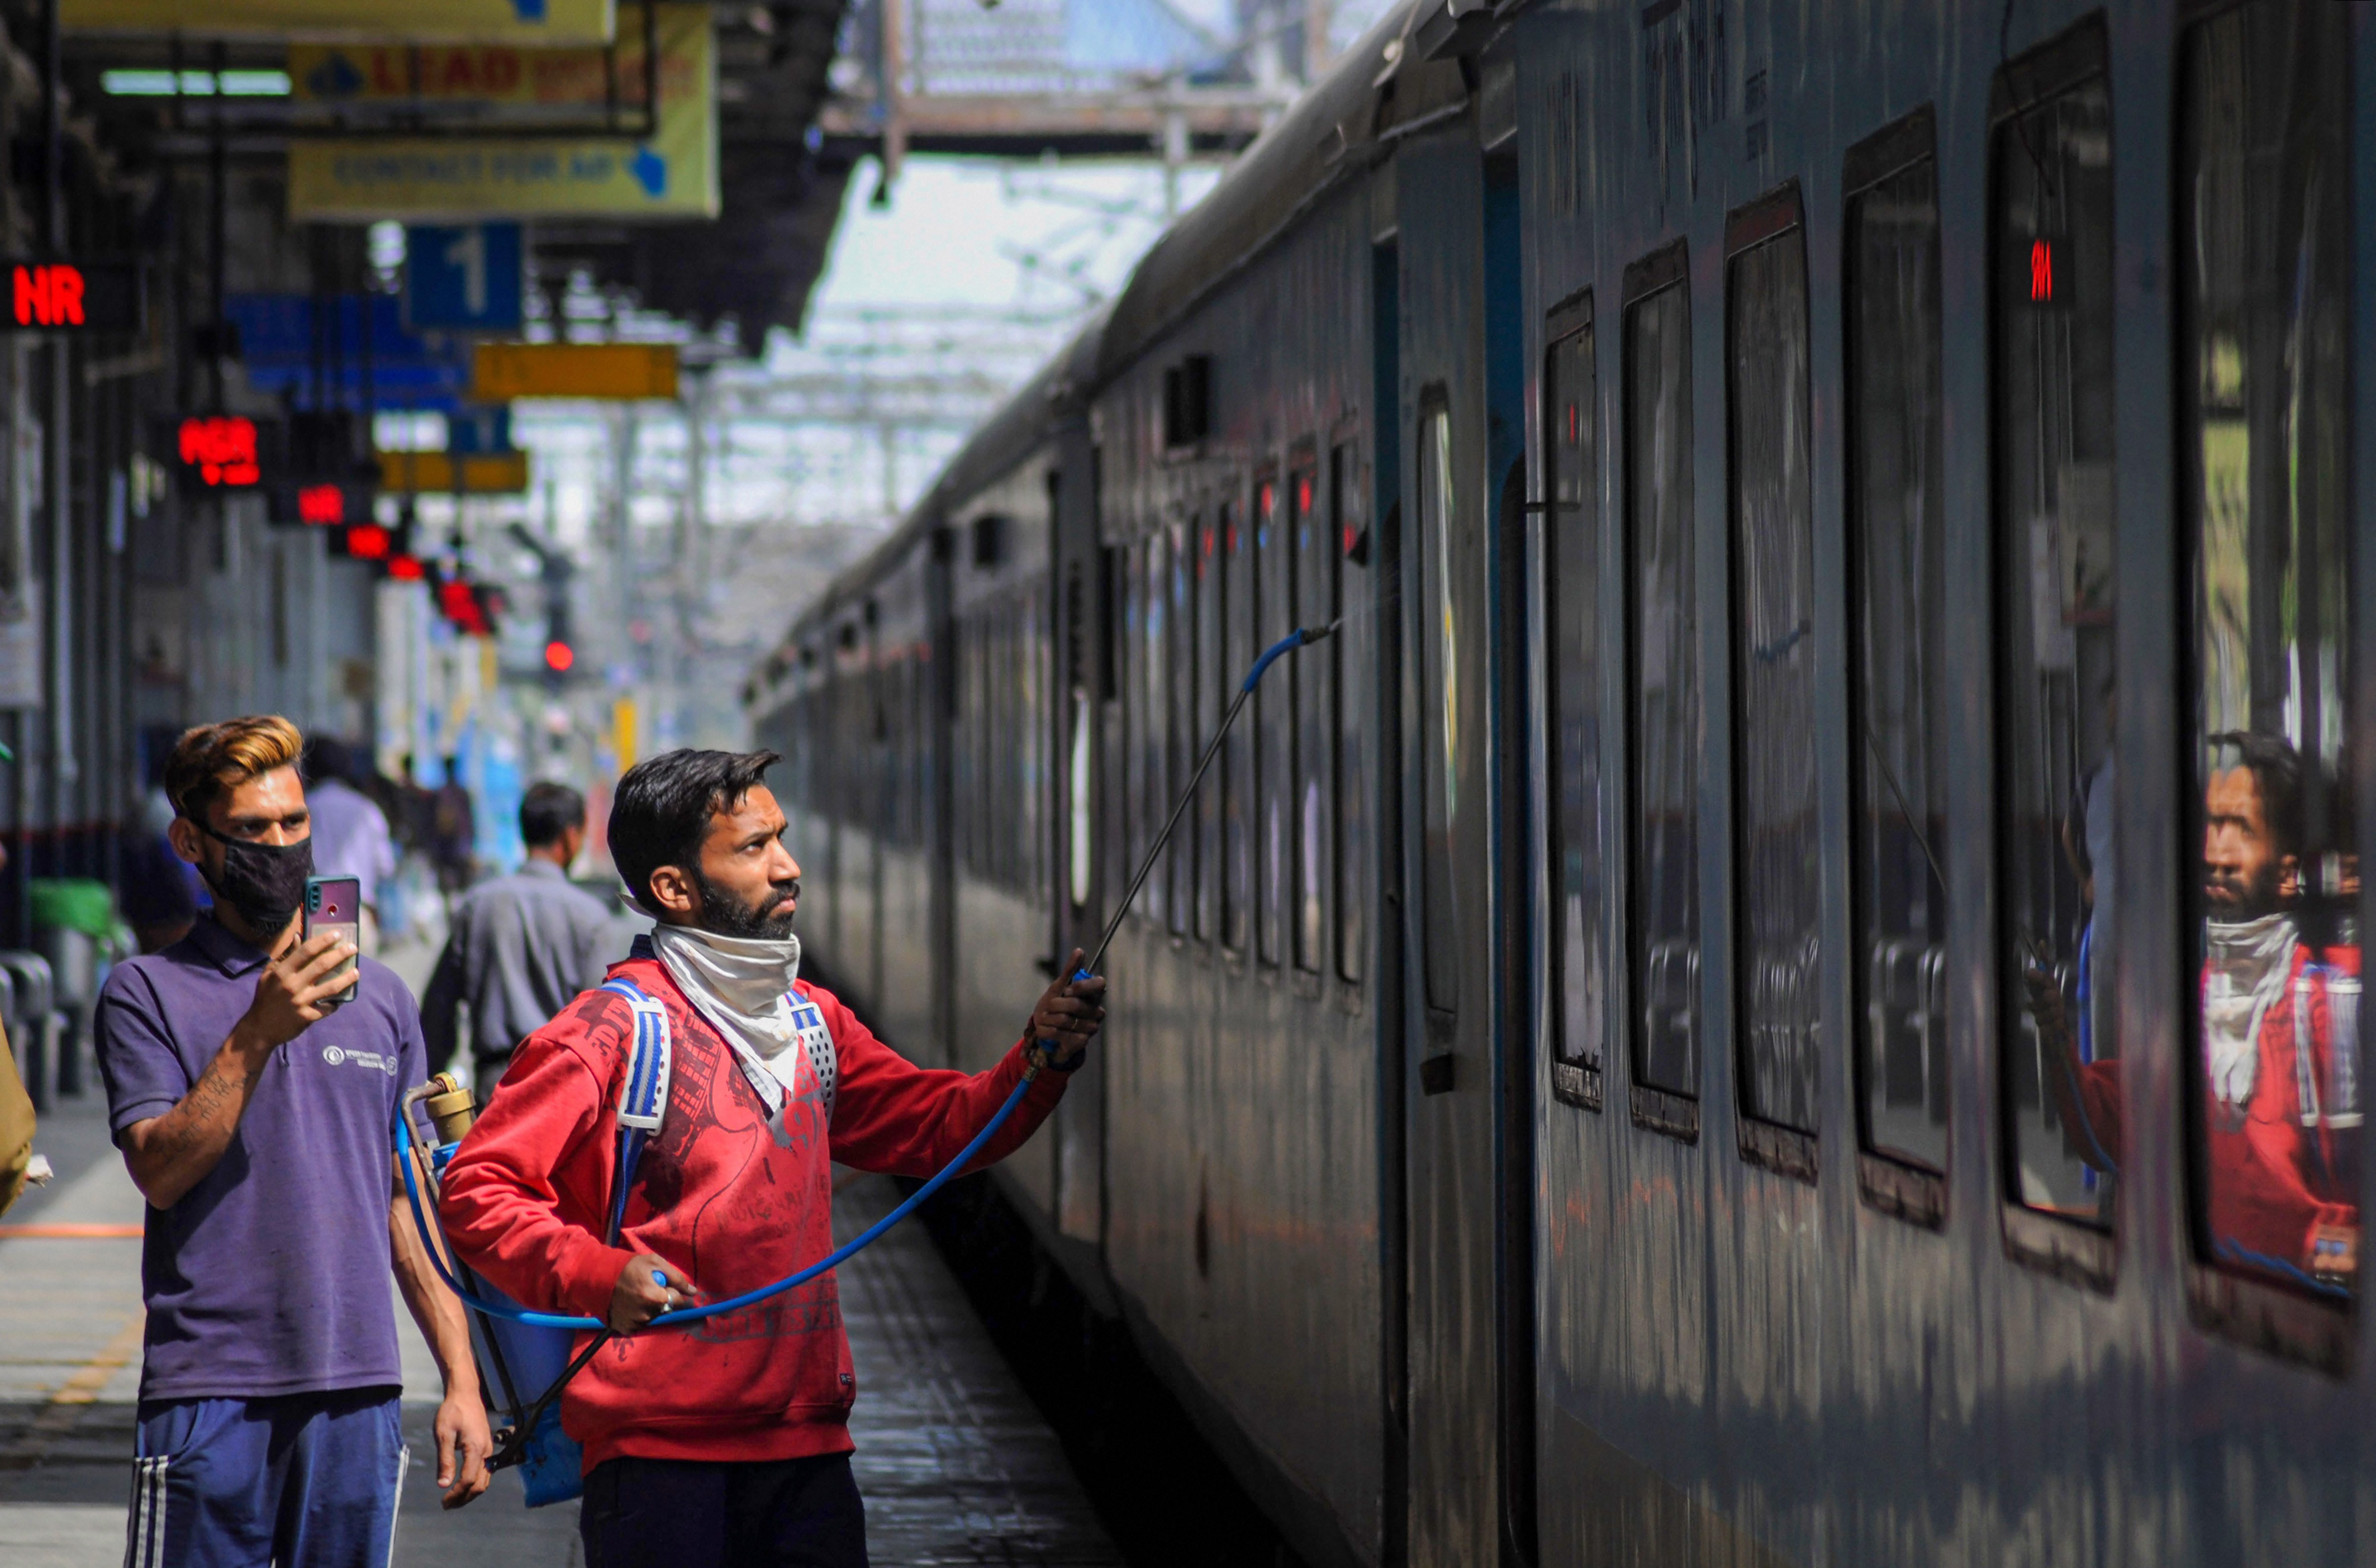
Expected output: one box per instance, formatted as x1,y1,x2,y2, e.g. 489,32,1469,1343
303,875,362,1008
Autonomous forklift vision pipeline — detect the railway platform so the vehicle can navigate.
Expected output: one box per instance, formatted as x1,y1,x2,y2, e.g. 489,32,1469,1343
0,1092,1122,1568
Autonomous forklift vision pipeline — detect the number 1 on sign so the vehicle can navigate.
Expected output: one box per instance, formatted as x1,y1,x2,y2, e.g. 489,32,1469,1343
445,227,487,317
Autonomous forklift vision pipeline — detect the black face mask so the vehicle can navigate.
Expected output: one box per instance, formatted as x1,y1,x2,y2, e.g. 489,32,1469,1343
195,825,313,935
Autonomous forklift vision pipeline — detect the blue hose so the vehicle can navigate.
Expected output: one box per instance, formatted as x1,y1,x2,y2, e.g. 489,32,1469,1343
1240,625,1328,694
2214,1237,2353,1301
396,1068,1038,1332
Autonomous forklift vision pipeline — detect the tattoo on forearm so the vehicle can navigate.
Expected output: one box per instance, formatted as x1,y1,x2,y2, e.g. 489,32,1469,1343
145,1057,252,1173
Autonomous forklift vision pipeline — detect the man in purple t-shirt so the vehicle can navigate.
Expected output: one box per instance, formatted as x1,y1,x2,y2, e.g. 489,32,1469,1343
95,716,491,1568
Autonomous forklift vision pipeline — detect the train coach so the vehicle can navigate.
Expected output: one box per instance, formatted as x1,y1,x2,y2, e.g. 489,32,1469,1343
747,1,2372,1563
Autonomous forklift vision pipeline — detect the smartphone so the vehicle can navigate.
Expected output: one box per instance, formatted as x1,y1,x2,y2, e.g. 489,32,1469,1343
303,875,362,1008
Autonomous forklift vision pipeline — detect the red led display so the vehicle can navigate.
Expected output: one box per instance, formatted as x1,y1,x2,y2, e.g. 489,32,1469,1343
342,523,392,560
2030,238,2054,303
297,484,346,525
0,258,140,335
12,264,83,328
178,416,261,488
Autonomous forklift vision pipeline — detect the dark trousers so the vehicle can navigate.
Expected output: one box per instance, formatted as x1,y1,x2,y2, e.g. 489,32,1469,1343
581,1452,868,1568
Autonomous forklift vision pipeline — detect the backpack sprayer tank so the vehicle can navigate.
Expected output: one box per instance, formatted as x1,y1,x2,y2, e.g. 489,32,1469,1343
398,1074,587,1506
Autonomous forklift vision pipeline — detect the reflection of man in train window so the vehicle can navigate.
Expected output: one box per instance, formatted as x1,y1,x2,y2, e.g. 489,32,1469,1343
2059,679,2116,1069
2048,732,2356,1283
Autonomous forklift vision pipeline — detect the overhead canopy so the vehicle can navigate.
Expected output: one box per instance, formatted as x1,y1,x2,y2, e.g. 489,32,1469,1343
67,1,857,348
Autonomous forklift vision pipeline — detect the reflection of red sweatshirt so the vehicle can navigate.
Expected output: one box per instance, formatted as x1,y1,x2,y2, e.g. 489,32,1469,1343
2077,942,2354,1268
439,952,1064,1471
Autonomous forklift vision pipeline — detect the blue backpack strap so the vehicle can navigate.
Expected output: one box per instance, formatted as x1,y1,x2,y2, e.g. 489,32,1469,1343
787,990,837,1124
600,978,672,1134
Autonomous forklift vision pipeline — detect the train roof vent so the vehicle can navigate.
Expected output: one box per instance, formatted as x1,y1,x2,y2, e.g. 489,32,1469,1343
1162,354,1211,448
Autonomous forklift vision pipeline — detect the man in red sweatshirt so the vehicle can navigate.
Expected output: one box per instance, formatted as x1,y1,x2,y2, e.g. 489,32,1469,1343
439,748,1104,1567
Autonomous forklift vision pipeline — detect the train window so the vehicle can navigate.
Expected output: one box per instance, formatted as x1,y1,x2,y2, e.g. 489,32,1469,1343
1622,245,1700,1131
1544,298,1604,1109
1005,602,1022,892
1332,444,1366,985
1416,394,1460,1018
1256,473,1291,967
1845,113,1951,1203
1170,519,1193,936
2178,1,2357,1312
1991,36,2116,1236
1142,532,1169,924
1116,547,1142,910
1199,508,1224,944
1727,187,1822,1160
1293,459,1330,975
1010,598,1028,894
1223,495,1254,953
1070,688,1092,910
1030,593,1049,904
970,615,989,882
995,605,1015,888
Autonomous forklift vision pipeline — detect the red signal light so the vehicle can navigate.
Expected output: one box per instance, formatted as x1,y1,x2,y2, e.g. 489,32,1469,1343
343,522,392,560
387,553,425,581
12,263,84,328
297,483,345,525
177,415,260,487
543,640,575,673
437,577,496,637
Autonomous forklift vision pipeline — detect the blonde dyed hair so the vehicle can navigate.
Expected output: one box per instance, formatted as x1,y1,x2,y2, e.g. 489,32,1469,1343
165,715,305,822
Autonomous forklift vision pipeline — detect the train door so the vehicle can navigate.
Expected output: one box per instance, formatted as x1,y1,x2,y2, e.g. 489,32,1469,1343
1391,123,1525,1568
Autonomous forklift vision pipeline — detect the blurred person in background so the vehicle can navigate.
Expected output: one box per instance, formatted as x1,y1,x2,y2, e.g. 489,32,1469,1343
304,737,396,956
122,783,202,954
423,781,617,1105
431,755,477,894
0,1007,33,1216
0,835,35,1218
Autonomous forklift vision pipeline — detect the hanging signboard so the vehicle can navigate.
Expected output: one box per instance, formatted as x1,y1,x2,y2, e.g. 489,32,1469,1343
378,449,532,494
62,0,614,44
404,224,525,334
286,5,715,222
470,343,677,402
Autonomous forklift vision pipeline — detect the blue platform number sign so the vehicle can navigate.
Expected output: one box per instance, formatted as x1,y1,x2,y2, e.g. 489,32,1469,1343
404,223,524,335
447,406,513,456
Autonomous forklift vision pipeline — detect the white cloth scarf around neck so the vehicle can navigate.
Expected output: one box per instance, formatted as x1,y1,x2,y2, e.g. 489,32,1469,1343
649,922,807,1118
2202,911,2298,1110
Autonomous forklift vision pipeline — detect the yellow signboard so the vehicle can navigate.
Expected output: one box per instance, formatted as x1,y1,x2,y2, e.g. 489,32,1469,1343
471,343,678,402
63,0,613,44
377,449,532,493
290,3,671,119
287,5,714,222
